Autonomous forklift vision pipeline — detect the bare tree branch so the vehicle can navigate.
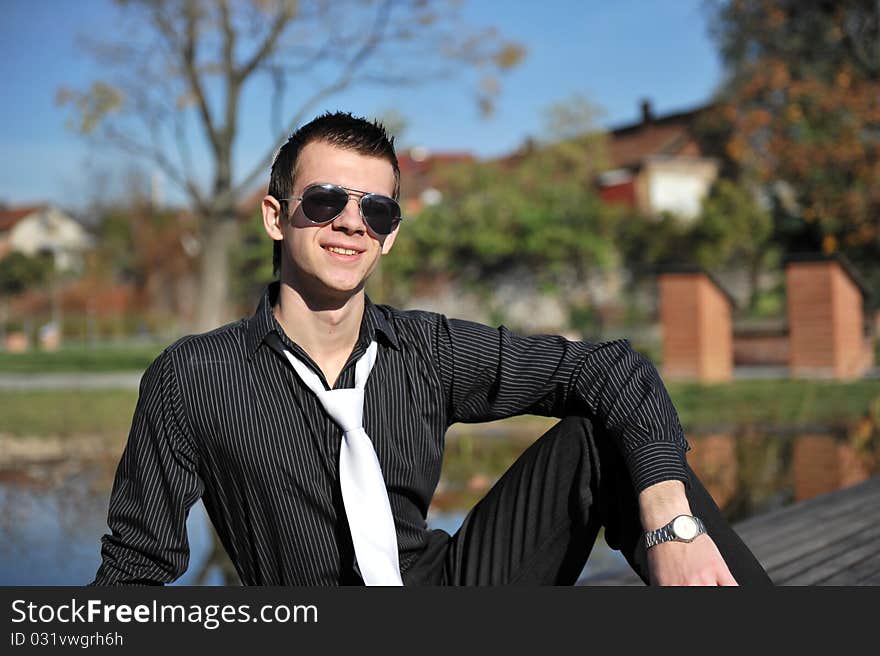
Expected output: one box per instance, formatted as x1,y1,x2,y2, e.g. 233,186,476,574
270,64,286,137
102,124,207,213
229,0,393,203
217,0,240,180
236,2,296,84
262,38,339,77
175,1,222,155
173,108,197,192
218,0,236,78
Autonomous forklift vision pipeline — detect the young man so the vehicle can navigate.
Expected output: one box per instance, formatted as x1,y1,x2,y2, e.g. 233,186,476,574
92,112,771,586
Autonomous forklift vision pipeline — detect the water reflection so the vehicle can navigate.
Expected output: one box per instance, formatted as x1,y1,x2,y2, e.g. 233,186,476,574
0,429,876,586
687,429,878,522
0,460,222,585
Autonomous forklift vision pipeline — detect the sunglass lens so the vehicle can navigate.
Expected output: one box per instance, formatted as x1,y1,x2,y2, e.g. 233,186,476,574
301,186,347,223
361,195,401,235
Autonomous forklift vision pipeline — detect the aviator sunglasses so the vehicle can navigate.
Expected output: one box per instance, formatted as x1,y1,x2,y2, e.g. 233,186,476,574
280,183,402,235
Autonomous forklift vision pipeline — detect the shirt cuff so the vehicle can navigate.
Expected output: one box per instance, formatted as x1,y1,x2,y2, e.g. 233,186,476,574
624,440,690,493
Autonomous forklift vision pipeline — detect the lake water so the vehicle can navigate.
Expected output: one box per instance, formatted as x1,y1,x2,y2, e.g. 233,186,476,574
1,429,875,586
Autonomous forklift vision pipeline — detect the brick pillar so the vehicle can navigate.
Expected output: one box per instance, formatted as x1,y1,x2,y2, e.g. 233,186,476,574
786,257,872,380
659,271,733,382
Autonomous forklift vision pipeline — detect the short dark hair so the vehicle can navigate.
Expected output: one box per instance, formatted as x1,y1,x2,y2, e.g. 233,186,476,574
267,111,400,275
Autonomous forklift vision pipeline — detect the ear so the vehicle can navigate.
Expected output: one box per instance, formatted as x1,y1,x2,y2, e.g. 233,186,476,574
262,195,285,241
380,223,400,255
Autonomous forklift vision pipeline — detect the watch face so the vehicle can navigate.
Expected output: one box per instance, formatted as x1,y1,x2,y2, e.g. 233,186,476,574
672,515,698,540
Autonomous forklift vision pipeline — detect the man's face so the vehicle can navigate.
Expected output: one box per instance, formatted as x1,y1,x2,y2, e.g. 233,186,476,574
268,140,398,303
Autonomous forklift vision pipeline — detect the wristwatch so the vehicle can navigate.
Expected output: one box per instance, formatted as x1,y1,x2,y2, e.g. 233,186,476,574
644,514,707,549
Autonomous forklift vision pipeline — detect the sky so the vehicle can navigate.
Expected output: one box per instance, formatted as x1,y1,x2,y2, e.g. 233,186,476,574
0,0,724,210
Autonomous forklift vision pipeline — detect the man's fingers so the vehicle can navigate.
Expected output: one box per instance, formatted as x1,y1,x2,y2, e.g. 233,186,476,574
718,567,738,586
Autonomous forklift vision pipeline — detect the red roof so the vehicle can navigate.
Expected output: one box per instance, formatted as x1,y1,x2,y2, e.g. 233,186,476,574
397,150,475,204
606,107,706,170
0,205,46,231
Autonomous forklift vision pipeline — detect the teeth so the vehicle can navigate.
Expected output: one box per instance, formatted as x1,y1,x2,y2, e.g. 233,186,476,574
326,246,358,255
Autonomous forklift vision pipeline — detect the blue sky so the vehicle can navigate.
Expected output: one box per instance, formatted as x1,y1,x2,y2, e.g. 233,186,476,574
0,0,724,209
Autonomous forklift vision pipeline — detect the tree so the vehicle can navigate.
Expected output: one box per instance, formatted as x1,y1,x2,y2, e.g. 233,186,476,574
707,0,880,279
0,252,52,297
0,251,53,340
692,179,778,311
231,205,275,312
60,0,525,331
381,126,624,328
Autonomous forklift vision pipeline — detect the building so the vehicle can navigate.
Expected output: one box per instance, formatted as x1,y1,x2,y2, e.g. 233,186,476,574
397,147,475,216
598,100,719,221
0,204,93,272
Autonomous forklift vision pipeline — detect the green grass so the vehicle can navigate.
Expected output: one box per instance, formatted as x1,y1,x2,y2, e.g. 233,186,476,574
0,389,139,437
0,379,876,439
0,344,164,373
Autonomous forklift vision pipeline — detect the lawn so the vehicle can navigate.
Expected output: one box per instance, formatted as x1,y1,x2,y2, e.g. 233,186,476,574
0,389,139,438
0,379,876,439
0,344,165,373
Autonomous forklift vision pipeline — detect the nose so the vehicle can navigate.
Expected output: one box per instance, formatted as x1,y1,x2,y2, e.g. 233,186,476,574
331,195,367,234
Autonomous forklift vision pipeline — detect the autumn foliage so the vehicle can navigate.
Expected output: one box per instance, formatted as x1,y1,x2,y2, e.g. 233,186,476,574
708,0,880,260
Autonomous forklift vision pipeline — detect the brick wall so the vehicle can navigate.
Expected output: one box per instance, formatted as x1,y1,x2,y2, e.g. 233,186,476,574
659,272,732,381
733,333,789,366
830,264,871,378
787,259,872,379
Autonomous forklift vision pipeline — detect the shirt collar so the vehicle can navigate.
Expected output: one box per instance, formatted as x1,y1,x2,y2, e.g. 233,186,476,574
364,294,400,351
245,281,400,359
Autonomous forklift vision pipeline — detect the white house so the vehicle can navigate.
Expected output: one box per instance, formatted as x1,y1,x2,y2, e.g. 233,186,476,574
0,204,94,272
597,100,720,222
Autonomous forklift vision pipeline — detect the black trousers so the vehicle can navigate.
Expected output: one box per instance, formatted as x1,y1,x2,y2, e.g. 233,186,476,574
404,417,773,586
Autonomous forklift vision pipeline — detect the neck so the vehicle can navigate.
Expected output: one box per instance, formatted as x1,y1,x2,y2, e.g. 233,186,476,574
273,281,365,367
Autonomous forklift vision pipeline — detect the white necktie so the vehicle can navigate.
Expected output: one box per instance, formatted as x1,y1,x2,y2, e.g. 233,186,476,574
283,341,403,586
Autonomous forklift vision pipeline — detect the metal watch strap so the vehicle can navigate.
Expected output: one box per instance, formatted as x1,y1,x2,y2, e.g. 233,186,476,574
644,515,706,549
645,525,669,549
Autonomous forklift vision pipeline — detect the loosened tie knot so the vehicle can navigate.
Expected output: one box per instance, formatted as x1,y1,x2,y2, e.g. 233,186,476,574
283,341,402,586
315,388,364,433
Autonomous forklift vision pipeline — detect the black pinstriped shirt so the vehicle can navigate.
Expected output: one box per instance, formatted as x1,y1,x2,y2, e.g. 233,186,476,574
93,281,690,586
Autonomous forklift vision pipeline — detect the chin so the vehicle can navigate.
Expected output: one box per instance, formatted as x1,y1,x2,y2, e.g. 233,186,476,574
319,276,366,297
284,260,368,296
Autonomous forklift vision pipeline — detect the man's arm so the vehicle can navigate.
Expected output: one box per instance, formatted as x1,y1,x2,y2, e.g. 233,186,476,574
640,481,737,585
434,317,690,490
91,349,203,585
434,317,736,585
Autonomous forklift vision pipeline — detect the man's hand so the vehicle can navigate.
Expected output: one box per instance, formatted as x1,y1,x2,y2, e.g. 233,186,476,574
638,480,738,586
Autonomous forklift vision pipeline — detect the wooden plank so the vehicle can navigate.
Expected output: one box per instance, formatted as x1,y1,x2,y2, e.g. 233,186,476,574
860,569,880,585
739,480,880,584
734,477,880,536
738,490,879,550
741,508,876,568
742,500,878,571
812,549,880,586
735,480,880,552
736,492,876,550
770,521,880,584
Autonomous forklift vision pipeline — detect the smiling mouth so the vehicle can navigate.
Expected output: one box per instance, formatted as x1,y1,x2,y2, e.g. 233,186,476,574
324,246,361,256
